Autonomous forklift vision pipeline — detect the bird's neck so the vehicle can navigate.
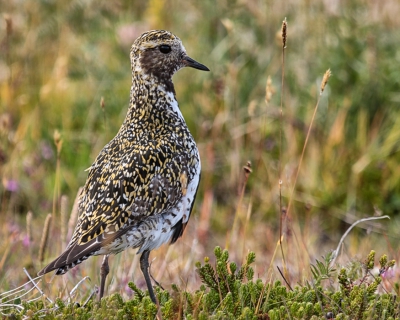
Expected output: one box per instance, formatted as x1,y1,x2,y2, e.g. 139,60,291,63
121,71,183,132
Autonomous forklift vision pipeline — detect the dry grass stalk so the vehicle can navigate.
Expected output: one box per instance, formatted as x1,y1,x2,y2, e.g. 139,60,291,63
279,18,288,217
227,161,252,253
38,214,52,263
279,17,288,277
0,244,10,273
100,96,107,129
26,211,33,242
60,195,69,249
255,236,280,314
197,189,213,245
23,268,53,303
280,69,333,278
330,215,390,266
67,187,82,242
241,200,253,259
287,68,333,220
52,130,63,217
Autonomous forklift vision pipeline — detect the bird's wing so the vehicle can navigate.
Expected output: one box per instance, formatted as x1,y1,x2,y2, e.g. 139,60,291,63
70,138,190,247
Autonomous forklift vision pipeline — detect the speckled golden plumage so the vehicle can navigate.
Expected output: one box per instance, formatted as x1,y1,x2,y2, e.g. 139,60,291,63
38,30,209,303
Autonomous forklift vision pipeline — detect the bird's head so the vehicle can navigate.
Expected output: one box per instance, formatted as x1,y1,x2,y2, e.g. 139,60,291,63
130,30,209,84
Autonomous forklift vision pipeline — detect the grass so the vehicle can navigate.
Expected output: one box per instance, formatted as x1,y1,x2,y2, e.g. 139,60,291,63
1,0,400,318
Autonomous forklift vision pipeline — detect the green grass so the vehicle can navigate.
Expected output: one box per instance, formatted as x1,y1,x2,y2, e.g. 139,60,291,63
1,0,400,318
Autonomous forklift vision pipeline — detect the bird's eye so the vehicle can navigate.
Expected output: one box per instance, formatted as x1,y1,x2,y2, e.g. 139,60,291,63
159,45,172,54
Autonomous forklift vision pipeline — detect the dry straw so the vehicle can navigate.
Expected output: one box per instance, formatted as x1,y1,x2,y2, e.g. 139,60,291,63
265,76,274,104
39,213,52,262
227,161,252,253
67,187,83,242
286,68,332,221
100,96,107,129
60,195,69,248
278,16,288,280
26,211,33,242
0,244,10,272
52,129,63,217
279,17,288,229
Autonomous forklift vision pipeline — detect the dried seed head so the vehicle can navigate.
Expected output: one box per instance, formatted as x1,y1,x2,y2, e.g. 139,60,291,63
221,18,234,33
68,187,83,242
243,161,252,176
100,96,105,110
39,214,52,262
60,195,69,247
281,18,287,49
265,76,275,103
320,68,332,94
247,100,257,116
53,130,61,144
26,211,33,242
53,129,63,154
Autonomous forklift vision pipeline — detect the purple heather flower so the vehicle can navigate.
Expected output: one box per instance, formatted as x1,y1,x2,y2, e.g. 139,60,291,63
22,235,31,247
5,179,18,192
381,267,396,279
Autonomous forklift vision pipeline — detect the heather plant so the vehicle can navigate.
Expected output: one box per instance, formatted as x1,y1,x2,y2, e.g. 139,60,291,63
1,247,397,319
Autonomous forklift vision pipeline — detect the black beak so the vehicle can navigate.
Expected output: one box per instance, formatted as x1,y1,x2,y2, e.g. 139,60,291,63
182,55,210,71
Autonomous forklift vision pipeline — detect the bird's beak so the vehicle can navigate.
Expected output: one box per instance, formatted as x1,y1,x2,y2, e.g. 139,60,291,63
182,55,210,71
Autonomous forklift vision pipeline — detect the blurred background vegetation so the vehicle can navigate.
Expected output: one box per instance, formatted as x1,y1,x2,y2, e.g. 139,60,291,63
1,0,400,299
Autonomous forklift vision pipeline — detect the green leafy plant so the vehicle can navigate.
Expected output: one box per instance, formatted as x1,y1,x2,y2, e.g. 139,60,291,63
309,251,336,286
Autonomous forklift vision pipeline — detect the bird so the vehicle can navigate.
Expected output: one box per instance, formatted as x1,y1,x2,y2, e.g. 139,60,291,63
38,30,209,304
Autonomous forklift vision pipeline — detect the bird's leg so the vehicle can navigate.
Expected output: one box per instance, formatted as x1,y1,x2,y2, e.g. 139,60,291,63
99,255,110,300
140,250,158,304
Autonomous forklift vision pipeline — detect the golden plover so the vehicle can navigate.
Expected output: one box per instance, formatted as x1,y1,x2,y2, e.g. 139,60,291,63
38,30,209,304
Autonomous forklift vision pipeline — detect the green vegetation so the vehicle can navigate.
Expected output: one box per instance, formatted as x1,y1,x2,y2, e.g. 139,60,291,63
1,0,400,318
2,247,397,319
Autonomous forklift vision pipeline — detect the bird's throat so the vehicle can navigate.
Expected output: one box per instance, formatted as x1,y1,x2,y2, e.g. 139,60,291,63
121,75,181,136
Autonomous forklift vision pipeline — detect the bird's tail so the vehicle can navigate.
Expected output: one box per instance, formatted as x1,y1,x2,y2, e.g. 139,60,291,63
38,238,101,276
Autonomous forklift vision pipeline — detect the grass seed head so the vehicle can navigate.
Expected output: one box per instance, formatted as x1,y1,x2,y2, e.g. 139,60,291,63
53,130,63,154
320,68,332,94
265,76,275,103
39,213,52,262
281,18,287,48
26,211,33,242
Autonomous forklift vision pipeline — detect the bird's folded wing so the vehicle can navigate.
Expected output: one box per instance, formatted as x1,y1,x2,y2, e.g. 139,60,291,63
68,140,188,249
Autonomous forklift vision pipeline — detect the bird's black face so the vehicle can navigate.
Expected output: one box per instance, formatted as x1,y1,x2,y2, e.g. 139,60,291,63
133,30,209,84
